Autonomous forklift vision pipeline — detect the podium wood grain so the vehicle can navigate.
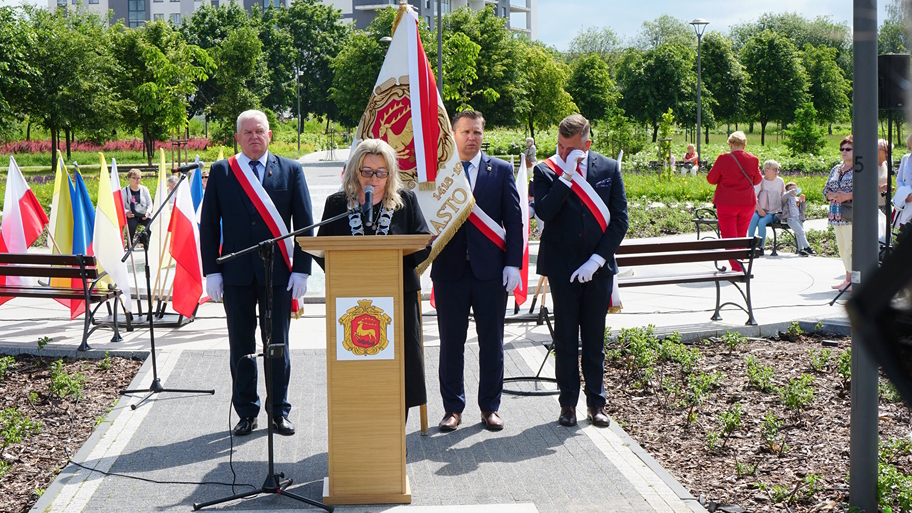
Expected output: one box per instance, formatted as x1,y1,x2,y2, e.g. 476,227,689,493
297,235,428,504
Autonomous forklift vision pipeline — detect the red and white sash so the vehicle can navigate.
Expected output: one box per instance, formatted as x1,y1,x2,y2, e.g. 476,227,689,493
543,157,611,232
227,155,294,272
468,207,506,251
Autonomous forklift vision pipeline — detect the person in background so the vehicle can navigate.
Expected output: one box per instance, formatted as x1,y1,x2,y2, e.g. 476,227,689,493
777,182,814,256
315,139,432,421
201,170,209,190
747,160,785,256
166,175,179,206
121,168,153,243
524,137,537,172
682,144,699,175
706,131,763,271
823,135,854,291
878,139,891,207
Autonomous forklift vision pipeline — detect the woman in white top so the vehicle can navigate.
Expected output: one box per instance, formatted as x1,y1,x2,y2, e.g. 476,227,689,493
746,160,785,256
121,168,153,243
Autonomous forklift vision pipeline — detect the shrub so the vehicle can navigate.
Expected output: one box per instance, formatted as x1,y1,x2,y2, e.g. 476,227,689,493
783,103,827,156
0,408,42,449
48,359,85,400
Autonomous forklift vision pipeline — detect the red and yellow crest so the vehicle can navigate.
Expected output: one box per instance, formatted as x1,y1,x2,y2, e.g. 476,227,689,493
357,79,455,186
338,299,392,356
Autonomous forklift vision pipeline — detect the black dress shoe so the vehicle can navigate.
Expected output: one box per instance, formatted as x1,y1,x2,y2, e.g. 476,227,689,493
558,406,577,427
233,417,257,436
587,406,611,427
272,415,295,435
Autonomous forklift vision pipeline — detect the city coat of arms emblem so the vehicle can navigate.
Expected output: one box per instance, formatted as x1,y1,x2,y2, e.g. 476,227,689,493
338,299,392,356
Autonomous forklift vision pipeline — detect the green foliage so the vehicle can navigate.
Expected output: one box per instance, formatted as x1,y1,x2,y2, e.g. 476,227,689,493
617,43,695,140
657,109,674,180
801,44,851,125
745,355,777,392
705,431,720,451
878,461,912,511
329,30,384,128
596,113,649,159
0,355,14,380
721,330,748,354
566,26,623,69
783,103,827,156
735,461,759,477
741,30,809,145
787,321,804,337
566,54,619,125
679,371,724,424
48,359,85,400
98,351,113,371
808,348,833,372
442,32,482,111
0,460,9,476
761,411,787,455
516,43,576,138
778,374,816,415
700,32,747,126
880,380,904,403
715,403,744,448
37,336,50,351
633,14,695,50
815,321,825,332
0,407,42,449
837,348,852,387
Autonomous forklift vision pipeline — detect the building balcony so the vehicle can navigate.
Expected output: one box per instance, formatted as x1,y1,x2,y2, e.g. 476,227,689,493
509,3,529,12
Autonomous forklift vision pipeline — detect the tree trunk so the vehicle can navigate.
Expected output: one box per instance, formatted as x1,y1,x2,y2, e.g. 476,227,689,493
828,123,833,135
749,121,754,134
528,118,535,140
50,125,58,175
652,124,658,142
143,125,153,166
704,125,709,145
65,126,72,160
760,120,767,146
26,122,31,141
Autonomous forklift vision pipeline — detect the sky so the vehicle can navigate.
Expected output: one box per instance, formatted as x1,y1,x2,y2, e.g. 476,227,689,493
533,0,893,51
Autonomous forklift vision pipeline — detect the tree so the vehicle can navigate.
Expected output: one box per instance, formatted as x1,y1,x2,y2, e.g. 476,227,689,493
783,103,826,155
209,25,264,149
741,30,808,145
633,15,693,50
0,7,32,137
112,20,213,163
565,54,618,126
516,43,576,138
19,6,121,171
566,26,623,70
879,0,910,53
617,43,695,141
800,44,850,127
700,32,746,135
278,0,348,124
442,6,522,126
442,32,482,111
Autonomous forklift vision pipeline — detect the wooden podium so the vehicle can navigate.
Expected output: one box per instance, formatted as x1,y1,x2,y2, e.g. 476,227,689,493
296,234,429,505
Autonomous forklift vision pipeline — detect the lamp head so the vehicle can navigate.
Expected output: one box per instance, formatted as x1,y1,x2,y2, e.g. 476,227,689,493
690,18,709,37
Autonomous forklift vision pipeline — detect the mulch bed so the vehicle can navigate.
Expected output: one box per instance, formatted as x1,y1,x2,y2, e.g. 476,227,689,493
0,354,142,513
602,330,912,512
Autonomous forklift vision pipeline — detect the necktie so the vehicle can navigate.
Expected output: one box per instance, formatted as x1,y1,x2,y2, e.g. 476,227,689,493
462,161,472,186
250,160,260,181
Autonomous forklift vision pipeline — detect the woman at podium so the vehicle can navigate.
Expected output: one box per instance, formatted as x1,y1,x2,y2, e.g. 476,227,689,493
316,139,432,417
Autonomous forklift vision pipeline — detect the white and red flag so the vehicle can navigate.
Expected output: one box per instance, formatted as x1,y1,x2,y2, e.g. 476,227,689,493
167,179,203,318
109,157,127,231
350,2,473,273
513,156,529,305
0,156,50,305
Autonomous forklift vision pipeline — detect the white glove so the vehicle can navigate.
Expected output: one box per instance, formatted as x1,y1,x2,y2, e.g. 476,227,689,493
570,257,602,283
205,273,223,302
502,266,521,292
287,272,308,300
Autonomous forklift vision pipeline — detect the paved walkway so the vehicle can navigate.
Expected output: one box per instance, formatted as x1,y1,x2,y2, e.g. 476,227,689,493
2,157,853,511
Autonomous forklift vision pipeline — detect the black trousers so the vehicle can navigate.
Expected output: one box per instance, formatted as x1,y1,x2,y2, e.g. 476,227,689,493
127,216,151,243
548,275,611,408
435,262,506,413
223,281,292,419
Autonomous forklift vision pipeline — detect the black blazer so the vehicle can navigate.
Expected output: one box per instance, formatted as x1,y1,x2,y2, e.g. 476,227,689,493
200,152,313,286
533,151,628,280
430,153,523,282
316,190,431,293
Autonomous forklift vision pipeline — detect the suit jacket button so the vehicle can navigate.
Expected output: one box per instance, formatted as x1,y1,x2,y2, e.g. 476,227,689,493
251,221,256,226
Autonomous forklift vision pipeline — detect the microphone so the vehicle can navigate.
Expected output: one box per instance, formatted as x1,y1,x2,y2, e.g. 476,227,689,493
363,185,374,227
172,161,202,174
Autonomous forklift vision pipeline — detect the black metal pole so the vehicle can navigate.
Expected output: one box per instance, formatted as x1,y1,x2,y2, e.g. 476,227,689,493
696,33,703,167
436,0,442,96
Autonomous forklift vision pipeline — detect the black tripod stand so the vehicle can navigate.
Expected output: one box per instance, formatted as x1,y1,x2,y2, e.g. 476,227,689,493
193,210,352,512
119,169,215,409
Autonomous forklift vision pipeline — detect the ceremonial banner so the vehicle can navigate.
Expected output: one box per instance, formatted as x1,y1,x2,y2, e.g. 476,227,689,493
168,179,204,317
514,156,529,305
0,157,50,306
350,3,473,274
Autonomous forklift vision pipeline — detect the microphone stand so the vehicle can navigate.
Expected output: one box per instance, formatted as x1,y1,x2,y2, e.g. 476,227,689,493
119,170,215,409
192,209,353,512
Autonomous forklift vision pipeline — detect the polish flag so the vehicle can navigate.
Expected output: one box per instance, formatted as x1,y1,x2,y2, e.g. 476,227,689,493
513,156,529,305
0,157,50,305
168,179,203,318
110,158,127,231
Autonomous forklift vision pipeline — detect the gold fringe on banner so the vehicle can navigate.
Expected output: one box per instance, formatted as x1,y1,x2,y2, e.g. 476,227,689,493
415,196,475,276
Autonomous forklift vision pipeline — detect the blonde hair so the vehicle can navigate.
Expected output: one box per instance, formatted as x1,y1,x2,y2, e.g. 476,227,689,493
728,131,747,147
342,139,404,211
127,168,142,179
762,159,780,172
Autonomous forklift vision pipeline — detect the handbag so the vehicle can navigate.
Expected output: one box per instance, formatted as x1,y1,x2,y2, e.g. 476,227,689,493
840,202,853,222
131,202,148,217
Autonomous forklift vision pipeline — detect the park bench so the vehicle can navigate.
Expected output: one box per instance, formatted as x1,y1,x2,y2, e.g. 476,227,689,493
647,160,709,173
0,253,130,351
691,207,797,255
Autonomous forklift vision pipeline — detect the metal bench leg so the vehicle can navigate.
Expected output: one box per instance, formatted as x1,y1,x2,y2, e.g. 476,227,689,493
770,227,779,256
79,308,92,351
711,281,723,321
110,297,123,342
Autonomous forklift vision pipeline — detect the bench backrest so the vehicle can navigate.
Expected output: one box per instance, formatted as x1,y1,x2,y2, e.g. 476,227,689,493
0,253,100,279
616,237,759,267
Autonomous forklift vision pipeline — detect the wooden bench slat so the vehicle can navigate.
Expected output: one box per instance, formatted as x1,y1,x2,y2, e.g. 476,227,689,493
0,286,119,301
0,253,97,266
617,249,752,267
617,237,756,254
619,271,749,288
0,266,100,279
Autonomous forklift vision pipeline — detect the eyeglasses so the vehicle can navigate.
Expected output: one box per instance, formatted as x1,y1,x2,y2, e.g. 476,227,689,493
360,169,389,178
840,147,853,152
130,176,141,180
201,175,209,179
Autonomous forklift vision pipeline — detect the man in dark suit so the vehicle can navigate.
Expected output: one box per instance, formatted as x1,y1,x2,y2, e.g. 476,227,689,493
200,109,313,436
533,114,628,428
432,110,523,432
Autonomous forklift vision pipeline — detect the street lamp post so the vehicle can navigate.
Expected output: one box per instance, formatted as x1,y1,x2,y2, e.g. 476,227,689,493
691,18,709,167
296,65,302,153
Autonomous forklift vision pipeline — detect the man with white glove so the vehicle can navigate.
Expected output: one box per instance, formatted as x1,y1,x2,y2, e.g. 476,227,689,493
432,110,524,433
200,109,313,437
533,114,628,429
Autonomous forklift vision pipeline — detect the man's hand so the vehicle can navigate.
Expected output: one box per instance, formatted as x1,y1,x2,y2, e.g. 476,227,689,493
570,257,602,283
206,273,223,302
502,266,521,292
287,273,308,300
